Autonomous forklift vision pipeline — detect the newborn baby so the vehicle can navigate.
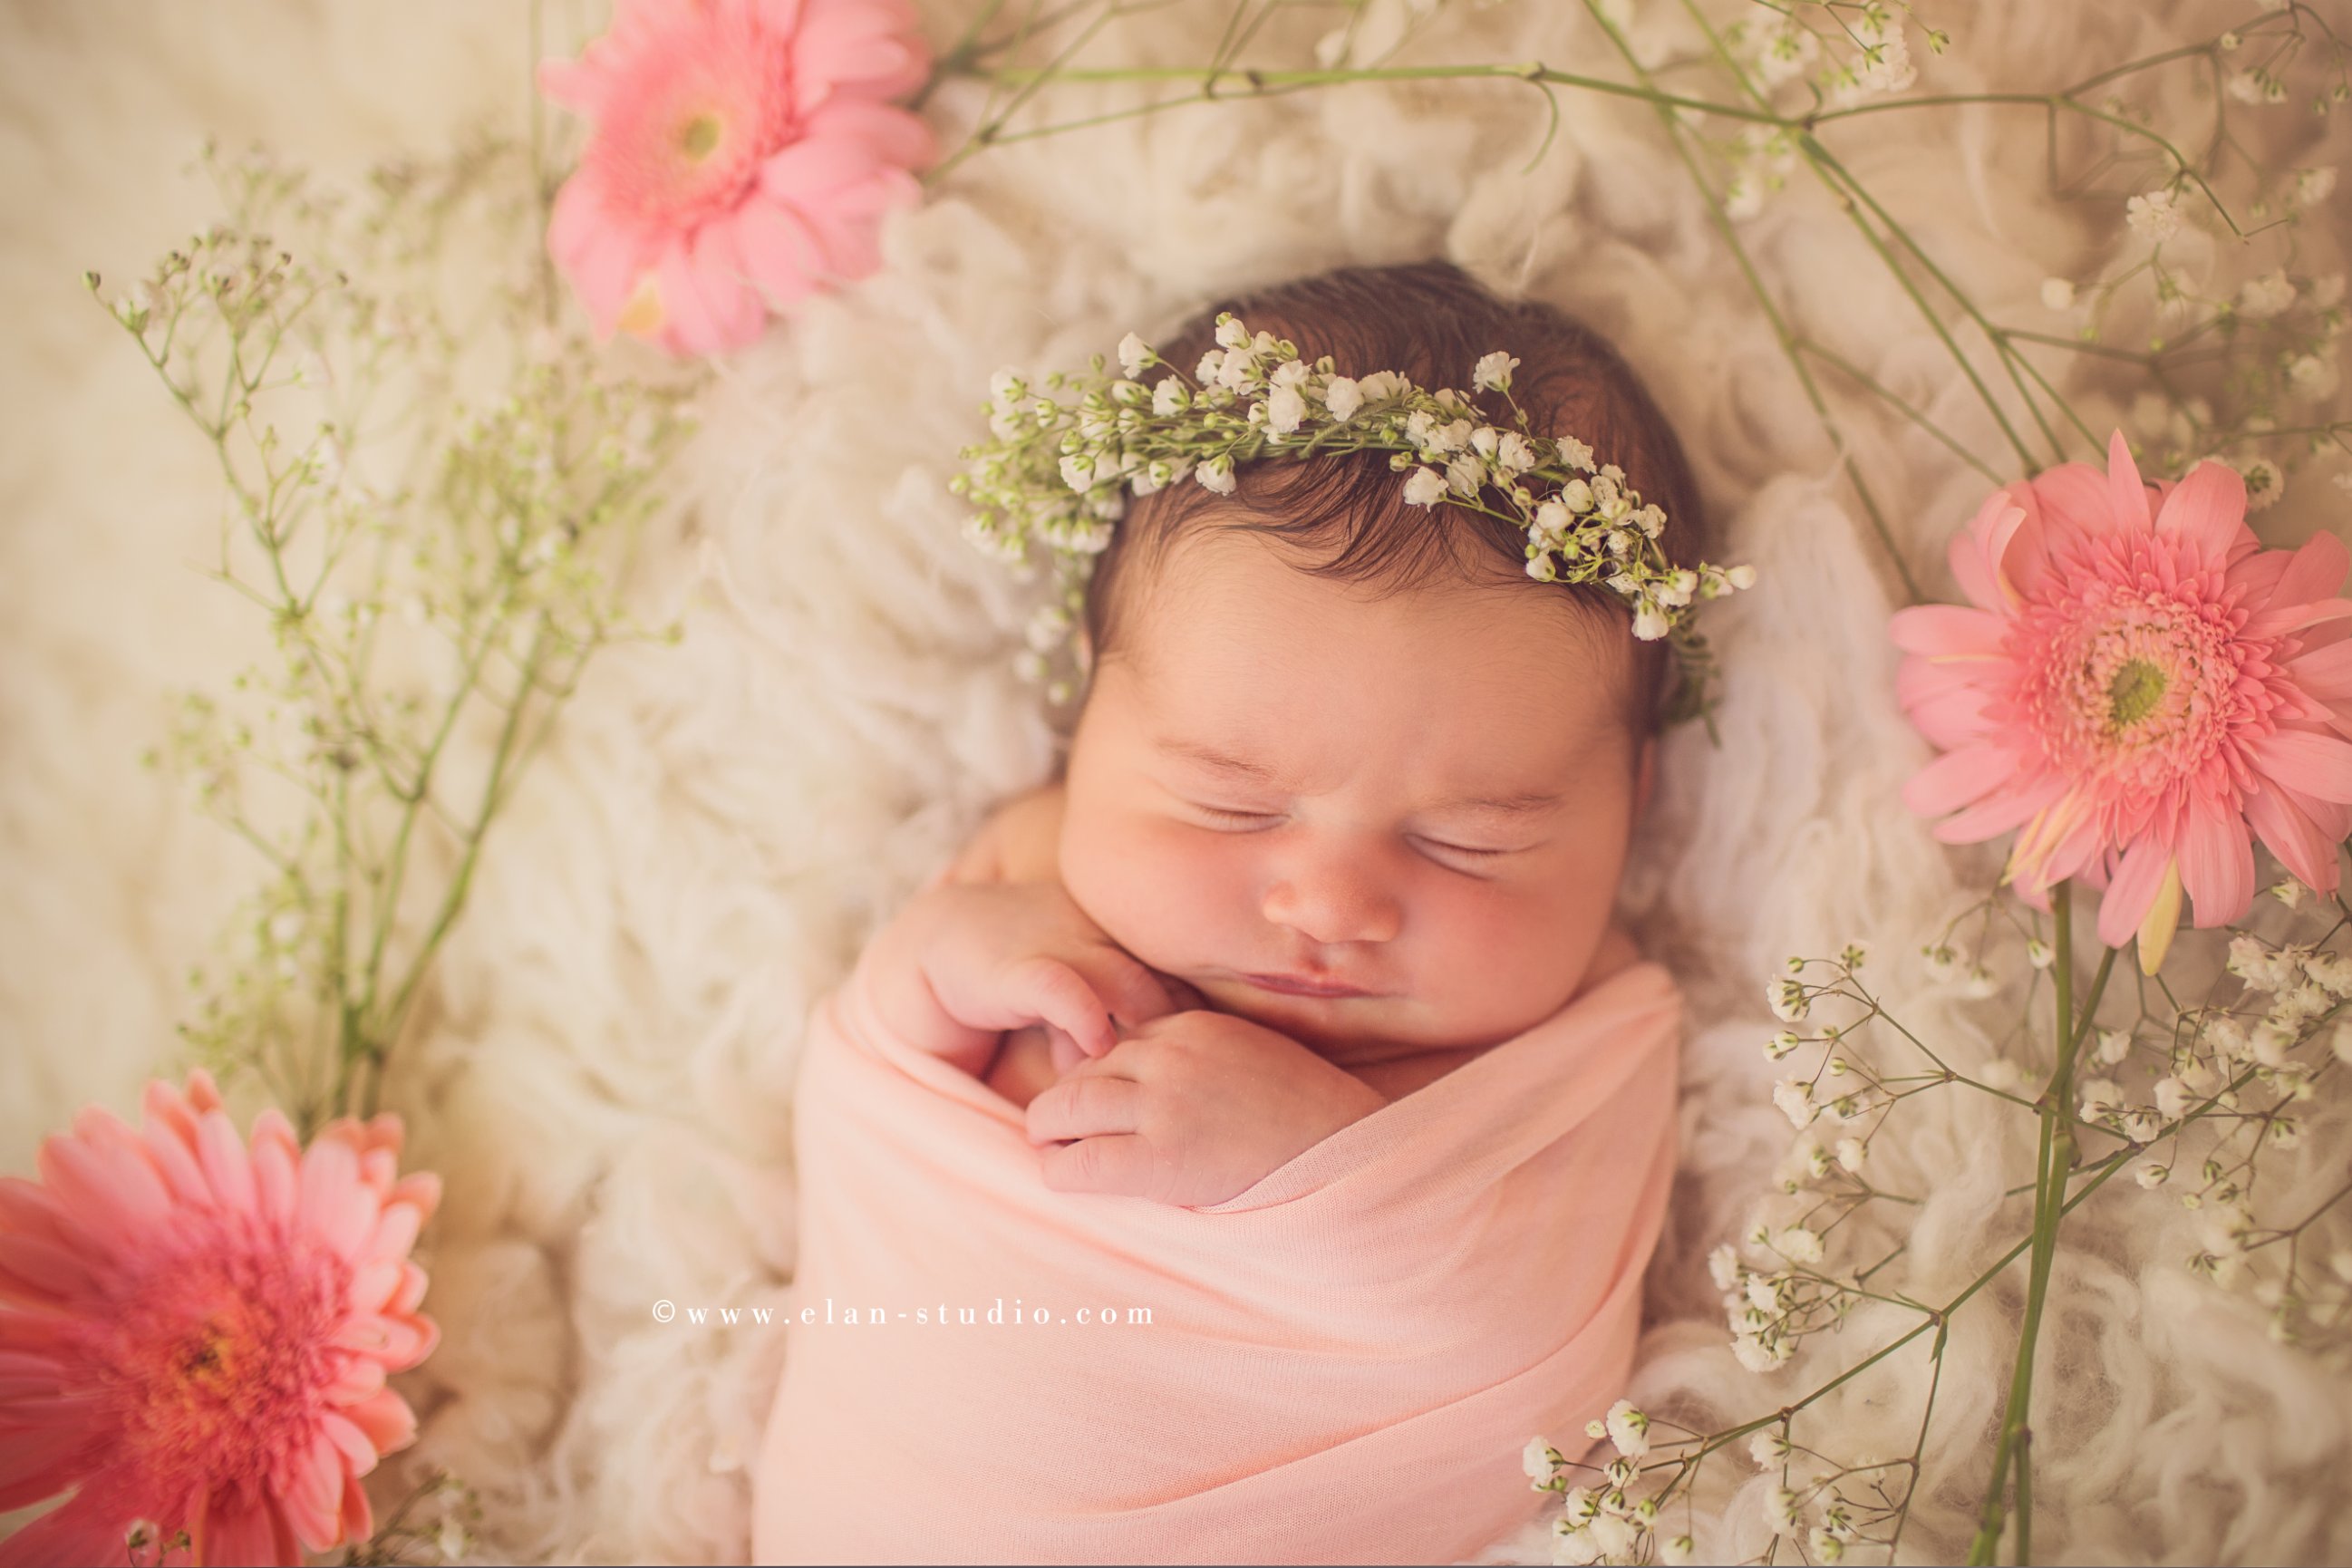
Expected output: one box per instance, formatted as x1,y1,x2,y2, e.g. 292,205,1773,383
754,260,1704,1565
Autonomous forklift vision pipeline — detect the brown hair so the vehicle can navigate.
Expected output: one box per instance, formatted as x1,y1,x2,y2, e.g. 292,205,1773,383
1081,260,1708,738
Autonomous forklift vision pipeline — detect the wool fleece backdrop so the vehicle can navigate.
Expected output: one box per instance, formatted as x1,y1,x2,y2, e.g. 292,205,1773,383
2,1,2349,1564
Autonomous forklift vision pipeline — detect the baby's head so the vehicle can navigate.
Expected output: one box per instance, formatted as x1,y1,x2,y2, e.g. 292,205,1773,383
1055,261,1708,1059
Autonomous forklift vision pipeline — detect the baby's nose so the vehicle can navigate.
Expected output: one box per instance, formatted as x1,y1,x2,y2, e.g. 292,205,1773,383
1260,851,1403,946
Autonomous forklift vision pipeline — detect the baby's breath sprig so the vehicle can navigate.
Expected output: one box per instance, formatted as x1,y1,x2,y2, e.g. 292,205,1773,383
948,312,1754,717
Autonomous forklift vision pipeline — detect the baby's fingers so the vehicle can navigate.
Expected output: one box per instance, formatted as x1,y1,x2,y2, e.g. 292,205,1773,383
999,956,1117,1060
1025,1071,1143,1147
1036,1132,1165,1200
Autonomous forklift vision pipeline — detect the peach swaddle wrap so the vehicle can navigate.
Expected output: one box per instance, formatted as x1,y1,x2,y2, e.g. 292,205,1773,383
751,958,1682,1565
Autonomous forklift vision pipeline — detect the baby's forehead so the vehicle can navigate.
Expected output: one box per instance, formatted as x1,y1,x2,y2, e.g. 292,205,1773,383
1109,538,1637,755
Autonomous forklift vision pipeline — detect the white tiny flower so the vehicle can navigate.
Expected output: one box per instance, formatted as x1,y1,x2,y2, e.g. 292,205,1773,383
2228,70,2267,104
2238,270,2298,319
1960,964,2000,999
2077,1077,2124,1119
1495,431,1538,473
1215,315,1249,350
1979,1057,2025,1091
1195,455,1237,495
2126,189,2185,242
2286,355,2337,403
2095,1028,2134,1066
1774,1077,1815,1129
2026,937,2054,970
1603,1399,1650,1458
1525,554,1560,583
2296,167,2337,208
1774,1225,1823,1264
1660,1536,1696,1567
1446,452,1489,496
1060,453,1095,491
1726,563,1757,590
1558,435,1596,472
1321,376,1362,420
1117,332,1149,377
1708,1243,1742,1291
1474,350,1521,392
1632,603,1670,641
1524,1435,1560,1483
2154,1077,2195,1121
1267,384,1307,436
989,368,1025,408
1749,1429,1789,1467
1269,358,1311,390
1767,977,1810,1022
1747,1273,1783,1312
1766,1486,1802,1535
1834,1137,1866,1173
2041,277,2076,311
2306,953,2352,998
1550,1524,1599,1567
2249,1021,2295,1069
1402,467,1448,508
2269,877,2309,909
1586,1515,1637,1558
1733,1333,1776,1372
2136,1160,2170,1189
2207,1014,2252,1060
1152,377,1187,416
1810,1527,1846,1563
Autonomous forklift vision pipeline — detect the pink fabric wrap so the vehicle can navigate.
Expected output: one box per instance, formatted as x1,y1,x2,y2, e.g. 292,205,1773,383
751,958,1683,1565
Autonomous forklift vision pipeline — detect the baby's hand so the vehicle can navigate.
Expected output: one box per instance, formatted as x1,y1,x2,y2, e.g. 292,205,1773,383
1021,1011,1389,1208
866,880,1180,1079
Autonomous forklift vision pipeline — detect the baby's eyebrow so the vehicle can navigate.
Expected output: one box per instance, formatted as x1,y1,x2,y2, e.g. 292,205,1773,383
1159,740,1561,817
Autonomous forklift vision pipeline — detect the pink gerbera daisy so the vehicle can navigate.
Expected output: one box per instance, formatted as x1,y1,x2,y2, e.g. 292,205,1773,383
1892,431,2352,973
540,0,936,357
0,1072,439,1567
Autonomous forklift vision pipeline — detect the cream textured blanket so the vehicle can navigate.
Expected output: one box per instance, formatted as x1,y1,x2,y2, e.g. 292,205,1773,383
752,961,1682,1564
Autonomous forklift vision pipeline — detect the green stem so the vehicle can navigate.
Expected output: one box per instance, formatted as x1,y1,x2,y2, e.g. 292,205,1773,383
1970,883,2091,1565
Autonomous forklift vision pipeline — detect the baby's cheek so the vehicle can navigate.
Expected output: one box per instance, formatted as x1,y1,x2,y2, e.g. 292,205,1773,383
1063,813,1231,965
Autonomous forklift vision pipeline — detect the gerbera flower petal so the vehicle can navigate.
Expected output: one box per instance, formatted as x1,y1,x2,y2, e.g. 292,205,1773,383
538,0,934,358
2024,460,2112,540
1889,604,2007,660
1934,772,2067,844
1896,427,2351,963
2274,528,2351,605
0,1075,435,1563
1902,742,2012,817
0,1483,138,1568
2244,597,2352,641
2178,808,2255,927
1897,657,1998,748
2250,728,2352,803
2288,640,2352,706
2096,837,2176,950
2149,458,2247,566
2104,430,2153,533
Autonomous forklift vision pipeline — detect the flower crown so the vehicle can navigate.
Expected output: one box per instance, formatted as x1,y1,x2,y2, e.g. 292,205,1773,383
948,312,1754,721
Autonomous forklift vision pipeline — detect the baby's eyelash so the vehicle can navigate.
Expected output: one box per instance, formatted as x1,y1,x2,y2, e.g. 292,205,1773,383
1414,837,1507,860
1192,804,1280,828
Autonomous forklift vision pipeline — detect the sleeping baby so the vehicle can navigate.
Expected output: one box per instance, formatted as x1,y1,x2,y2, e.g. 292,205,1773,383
753,260,1731,1564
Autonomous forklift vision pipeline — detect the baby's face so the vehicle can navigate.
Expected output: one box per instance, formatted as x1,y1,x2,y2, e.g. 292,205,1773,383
1059,528,1651,1062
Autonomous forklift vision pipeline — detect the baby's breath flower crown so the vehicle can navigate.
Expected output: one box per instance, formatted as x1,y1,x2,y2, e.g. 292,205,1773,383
948,312,1753,720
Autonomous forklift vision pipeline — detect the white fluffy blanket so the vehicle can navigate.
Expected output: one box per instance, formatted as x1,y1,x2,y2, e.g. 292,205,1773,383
3,1,2347,1563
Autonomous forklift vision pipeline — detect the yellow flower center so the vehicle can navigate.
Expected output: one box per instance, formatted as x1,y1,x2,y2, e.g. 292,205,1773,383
680,113,722,161
2105,657,2167,730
